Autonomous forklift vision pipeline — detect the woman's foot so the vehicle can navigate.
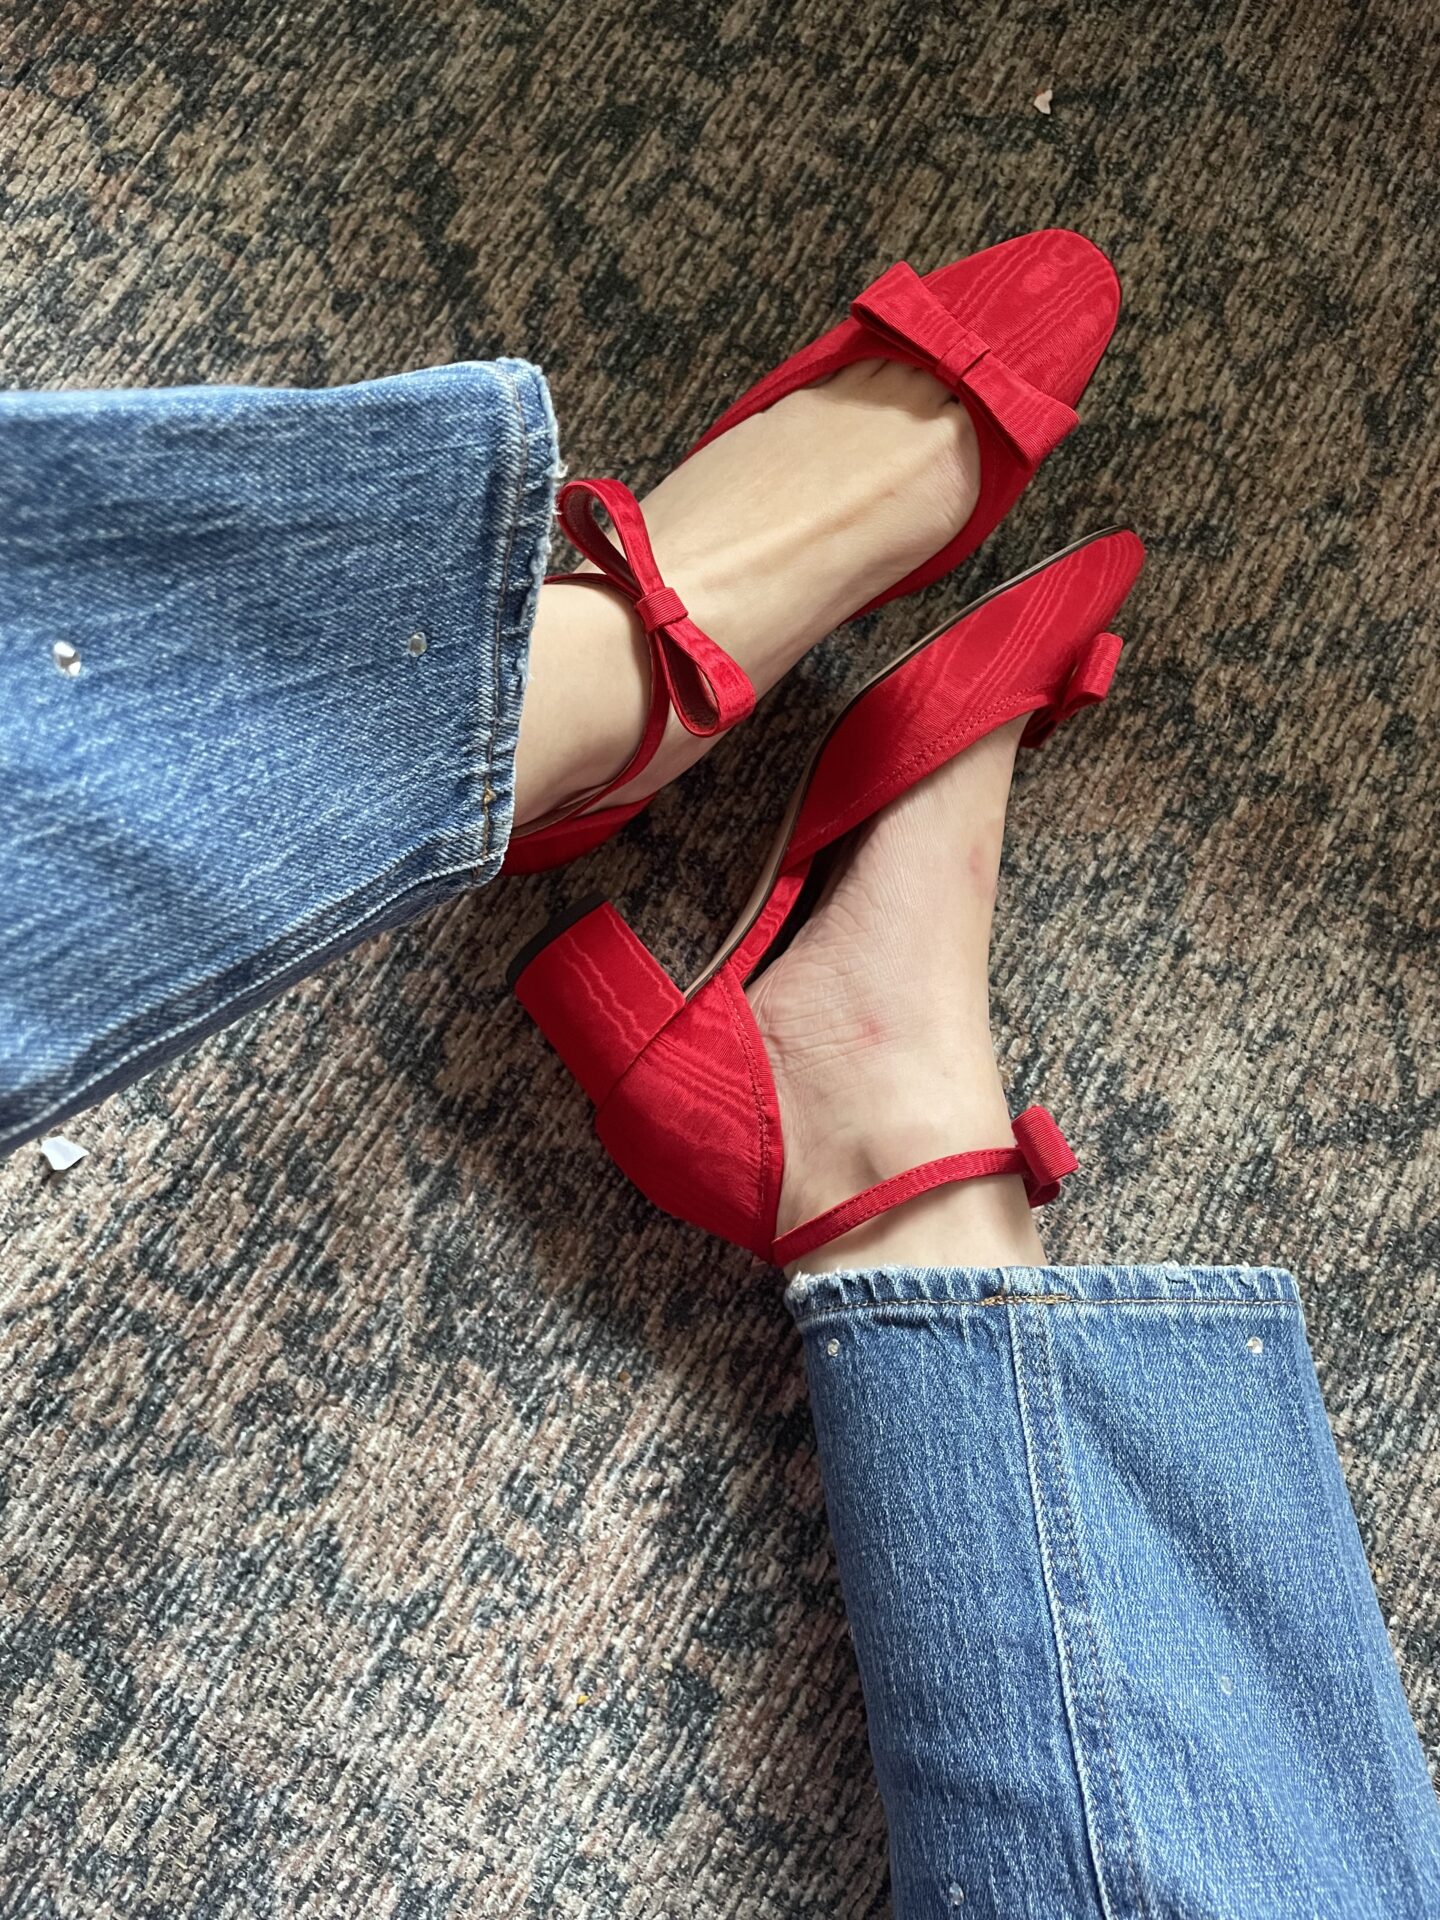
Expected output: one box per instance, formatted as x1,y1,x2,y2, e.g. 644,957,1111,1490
745,714,1045,1274
514,361,980,826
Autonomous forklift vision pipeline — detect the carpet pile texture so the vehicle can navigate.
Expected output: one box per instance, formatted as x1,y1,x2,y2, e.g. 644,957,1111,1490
1,2,1437,1913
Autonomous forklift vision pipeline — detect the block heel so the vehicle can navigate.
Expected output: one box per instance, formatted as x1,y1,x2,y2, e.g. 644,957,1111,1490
510,898,684,1106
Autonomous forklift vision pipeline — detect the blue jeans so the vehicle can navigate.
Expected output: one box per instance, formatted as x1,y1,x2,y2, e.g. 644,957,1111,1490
0,359,555,1157
2,369,1438,1916
789,1264,1440,1917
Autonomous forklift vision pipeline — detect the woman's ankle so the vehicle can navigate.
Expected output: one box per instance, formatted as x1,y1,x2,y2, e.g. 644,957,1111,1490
513,582,649,827
776,1054,1047,1274
511,360,983,830
786,1171,1045,1276
743,713,1040,1277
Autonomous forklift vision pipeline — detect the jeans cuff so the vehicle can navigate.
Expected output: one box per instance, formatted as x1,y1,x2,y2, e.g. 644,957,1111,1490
784,1263,1302,1330
475,358,558,876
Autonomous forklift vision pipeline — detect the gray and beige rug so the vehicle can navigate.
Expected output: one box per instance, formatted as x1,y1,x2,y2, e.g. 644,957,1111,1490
1,2,1437,1912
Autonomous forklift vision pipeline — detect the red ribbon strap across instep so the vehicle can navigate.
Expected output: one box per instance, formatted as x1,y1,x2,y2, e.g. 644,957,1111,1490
850,262,1079,468
770,1105,1078,1266
556,478,756,739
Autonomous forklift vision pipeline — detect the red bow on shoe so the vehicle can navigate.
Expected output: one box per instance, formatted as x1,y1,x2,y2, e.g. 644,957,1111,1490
1011,1105,1079,1206
851,262,1079,468
556,478,756,740
1023,629,1124,748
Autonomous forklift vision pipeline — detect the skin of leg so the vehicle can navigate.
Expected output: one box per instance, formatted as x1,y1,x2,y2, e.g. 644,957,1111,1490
744,715,1047,1275
513,362,980,826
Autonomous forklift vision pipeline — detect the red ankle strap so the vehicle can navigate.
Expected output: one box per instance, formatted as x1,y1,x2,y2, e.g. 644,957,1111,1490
555,478,756,740
770,1105,1077,1267
850,262,1078,468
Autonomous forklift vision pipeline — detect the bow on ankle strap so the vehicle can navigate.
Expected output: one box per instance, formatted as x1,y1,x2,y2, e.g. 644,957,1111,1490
1009,1105,1078,1205
850,262,1079,468
770,1105,1078,1267
1024,628,1124,747
555,478,756,741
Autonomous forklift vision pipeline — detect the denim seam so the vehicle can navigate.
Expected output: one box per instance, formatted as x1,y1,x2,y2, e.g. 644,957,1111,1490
1036,1305,1153,1918
1008,1304,1144,1920
1009,1306,1120,1920
482,367,534,866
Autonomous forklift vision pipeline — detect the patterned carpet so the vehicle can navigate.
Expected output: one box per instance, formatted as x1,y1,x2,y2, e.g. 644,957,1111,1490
2,2,1437,1913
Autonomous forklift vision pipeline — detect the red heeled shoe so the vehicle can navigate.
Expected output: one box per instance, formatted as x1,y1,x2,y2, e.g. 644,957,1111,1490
503,228,1121,874
509,526,1145,1264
